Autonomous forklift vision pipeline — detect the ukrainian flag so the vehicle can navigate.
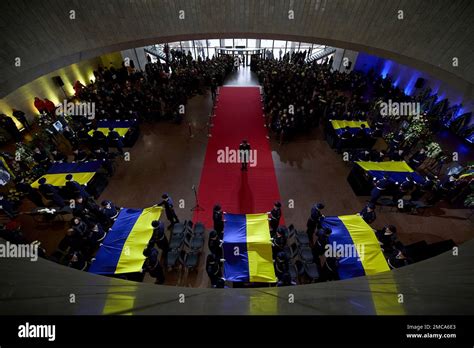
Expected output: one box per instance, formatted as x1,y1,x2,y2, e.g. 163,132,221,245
31,161,102,188
88,119,135,137
355,160,425,183
223,213,277,283
331,120,370,135
89,206,162,275
321,214,389,280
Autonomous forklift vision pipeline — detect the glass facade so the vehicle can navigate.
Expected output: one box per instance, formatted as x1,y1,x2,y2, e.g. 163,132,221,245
150,39,329,60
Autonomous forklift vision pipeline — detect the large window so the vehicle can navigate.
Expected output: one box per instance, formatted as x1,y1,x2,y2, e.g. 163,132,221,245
148,38,327,61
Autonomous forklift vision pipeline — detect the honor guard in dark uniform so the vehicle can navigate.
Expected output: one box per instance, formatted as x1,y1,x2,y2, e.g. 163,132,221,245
213,204,224,239
370,175,394,204
338,126,353,151
151,220,169,254
38,177,65,207
393,175,415,204
16,178,44,207
51,149,68,163
320,256,339,281
33,147,51,169
206,254,222,287
143,247,165,284
73,148,88,162
387,248,412,269
208,230,223,260
359,202,376,224
239,139,251,171
68,251,89,271
107,127,124,154
375,225,397,255
157,193,179,225
408,147,427,169
274,251,291,286
65,174,90,199
272,226,287,257
312,227,332,259
91,128,108,151
269,201,282,235
306,203,325,242
100,200,120,220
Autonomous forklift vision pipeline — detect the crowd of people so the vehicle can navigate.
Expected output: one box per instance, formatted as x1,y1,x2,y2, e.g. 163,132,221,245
0,50,234,279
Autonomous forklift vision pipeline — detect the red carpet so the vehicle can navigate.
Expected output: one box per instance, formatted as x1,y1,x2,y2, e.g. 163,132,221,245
193,87,284,227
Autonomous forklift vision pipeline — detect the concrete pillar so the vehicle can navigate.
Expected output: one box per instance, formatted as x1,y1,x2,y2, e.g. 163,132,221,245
121,47,148,72
332,48,359,73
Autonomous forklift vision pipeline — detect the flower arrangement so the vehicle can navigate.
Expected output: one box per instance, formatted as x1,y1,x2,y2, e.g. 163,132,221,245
404,117,430,145
425,141,443,158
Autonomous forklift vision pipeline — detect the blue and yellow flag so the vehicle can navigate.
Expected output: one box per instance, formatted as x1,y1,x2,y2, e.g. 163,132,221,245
321,214,389,280
31,161,102,188
88,119,135,137
355,161,425,183
331,120,370,135
223,213,276,283
89,206,162,275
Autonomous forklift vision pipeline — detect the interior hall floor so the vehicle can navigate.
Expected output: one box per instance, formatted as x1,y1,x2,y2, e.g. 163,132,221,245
14,66,474,289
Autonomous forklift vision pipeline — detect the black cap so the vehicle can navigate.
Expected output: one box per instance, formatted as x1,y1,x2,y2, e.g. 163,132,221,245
151,220,160,228
274,201,281,208
65,174,73,181
162,193,168,199
38,177,47,185
316,203,325,210
209,230,217,239
213,204,221,211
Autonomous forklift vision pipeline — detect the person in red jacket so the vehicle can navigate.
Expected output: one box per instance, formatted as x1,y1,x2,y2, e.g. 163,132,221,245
43,98,56,116
34,97,46,114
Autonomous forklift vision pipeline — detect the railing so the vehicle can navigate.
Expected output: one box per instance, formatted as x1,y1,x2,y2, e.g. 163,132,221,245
306,46,336,63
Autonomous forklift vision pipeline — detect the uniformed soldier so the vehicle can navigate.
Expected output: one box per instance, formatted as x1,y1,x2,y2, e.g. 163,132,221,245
157,193,179,225
208,230,223,260
143,247,165,284
213,204,224,239
272,226,287,257
239,139,251,171
408,147,427,169
274,251,291,285
369,175,394,204
91,128,108,152
38,177,65,207
338,126,353,151
68,251,89,271
387,248,412,269
359,202,376,224
151,220,169,254
320,256,339,282
65,174,90,199
72,148,88,162
100,200,120,220
392,176,415,204
51,149,68,163
16,178,44,207
306,203,325,242
313,226,332,258
107,127,124,154
269,201,282,235
375,225,397,254
206,253,222,287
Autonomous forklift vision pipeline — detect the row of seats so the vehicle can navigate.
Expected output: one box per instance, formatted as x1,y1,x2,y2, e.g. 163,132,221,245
166,220,205,271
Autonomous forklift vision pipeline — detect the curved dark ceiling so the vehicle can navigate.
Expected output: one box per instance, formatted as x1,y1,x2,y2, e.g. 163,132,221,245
1,0,474,99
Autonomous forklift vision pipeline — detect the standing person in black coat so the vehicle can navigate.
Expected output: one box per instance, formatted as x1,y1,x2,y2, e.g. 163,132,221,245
213,204,224,239
239,139,251,171
208,230,223,260
268,201,282,236
157,193,179,225
143,247,165,284
151,220,169,255
306,203,325,243
206,253,222,287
